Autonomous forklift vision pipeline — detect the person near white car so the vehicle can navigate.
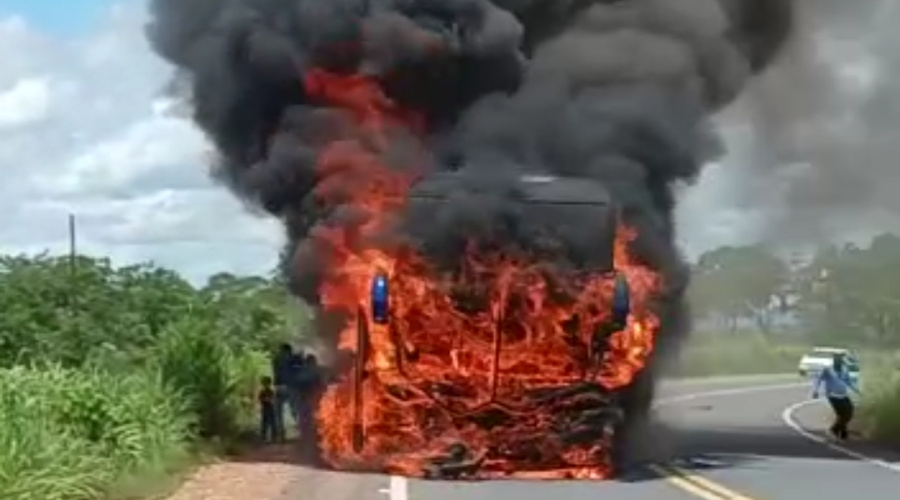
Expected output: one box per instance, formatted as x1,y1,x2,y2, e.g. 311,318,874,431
811,352,861,441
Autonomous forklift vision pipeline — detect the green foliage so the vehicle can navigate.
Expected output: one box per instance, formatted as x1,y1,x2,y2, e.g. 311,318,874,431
4,228,900,495
688,235,900,446
796,235,900,346
690,234,900,347
690,245,790,333
0,254,300,500
673,332,807,377
858,354,900,445
152,318,264,438
0,366,190,500
0,254,296,368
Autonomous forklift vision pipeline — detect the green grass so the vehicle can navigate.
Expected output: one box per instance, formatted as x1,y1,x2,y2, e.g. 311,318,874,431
0,255,298,500
0,328,268,500
670,332,807,378
857,353,900,446
0,365,191,500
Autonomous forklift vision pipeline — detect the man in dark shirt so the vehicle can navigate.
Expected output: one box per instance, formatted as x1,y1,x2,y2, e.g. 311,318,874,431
296,353,324,462
271,343,300,441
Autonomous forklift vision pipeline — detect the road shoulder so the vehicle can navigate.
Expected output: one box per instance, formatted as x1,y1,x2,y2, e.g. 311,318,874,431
785,399,900,470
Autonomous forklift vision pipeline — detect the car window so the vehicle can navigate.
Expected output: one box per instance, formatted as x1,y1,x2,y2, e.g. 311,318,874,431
812,348,845,355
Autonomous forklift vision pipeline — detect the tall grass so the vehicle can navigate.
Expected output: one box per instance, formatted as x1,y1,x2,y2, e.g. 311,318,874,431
0,366,190,500
0,329,267,500
0,256,292,499
152,318,267,440
858,353,900,446
670,332,807,378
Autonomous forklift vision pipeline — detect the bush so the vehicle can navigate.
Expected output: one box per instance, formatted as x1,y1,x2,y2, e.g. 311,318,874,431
0,255,294,499
0,365,191,500
153,318,267,439
858,354,900,445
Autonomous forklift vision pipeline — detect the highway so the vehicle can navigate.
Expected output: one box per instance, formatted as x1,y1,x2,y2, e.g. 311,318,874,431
281,375,900,500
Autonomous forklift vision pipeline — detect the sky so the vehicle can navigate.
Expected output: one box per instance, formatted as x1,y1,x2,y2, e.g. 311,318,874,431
0,0,809,283
0,0,109,35
0,0,285,283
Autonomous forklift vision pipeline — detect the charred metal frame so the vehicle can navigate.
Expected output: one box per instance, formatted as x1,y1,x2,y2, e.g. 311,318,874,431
350,174,630,469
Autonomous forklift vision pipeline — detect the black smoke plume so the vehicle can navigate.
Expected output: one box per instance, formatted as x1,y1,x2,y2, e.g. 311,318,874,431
146,0,793,468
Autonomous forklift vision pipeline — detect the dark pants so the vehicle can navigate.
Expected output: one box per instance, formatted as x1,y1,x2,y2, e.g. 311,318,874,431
827,396,854,440
274,385,297,440
297,389,323,464
260,405,277,442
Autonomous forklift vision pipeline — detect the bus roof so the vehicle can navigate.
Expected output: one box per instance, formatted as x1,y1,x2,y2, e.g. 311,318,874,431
409,173,613,206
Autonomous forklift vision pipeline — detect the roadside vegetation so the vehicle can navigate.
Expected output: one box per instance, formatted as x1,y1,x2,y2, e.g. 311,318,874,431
684,234,900,446
673,331,807,378
857,353,900,445
4,232,900,499
0,254,301,500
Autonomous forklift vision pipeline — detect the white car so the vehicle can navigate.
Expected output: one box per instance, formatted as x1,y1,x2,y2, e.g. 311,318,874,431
797,346,861,384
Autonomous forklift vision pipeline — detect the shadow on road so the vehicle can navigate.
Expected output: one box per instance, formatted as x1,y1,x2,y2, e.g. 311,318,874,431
615,420,860,483
225,418,864,483
224,440,315,466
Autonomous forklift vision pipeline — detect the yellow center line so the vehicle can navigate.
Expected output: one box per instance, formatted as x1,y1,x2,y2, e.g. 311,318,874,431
647,464,763,500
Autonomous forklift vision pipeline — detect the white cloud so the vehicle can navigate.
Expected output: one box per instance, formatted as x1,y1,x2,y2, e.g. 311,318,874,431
0,5,282,284
0,77,52,128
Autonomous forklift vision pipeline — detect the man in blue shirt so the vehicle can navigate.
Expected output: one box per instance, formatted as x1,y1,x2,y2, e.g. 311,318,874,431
812,353,861,441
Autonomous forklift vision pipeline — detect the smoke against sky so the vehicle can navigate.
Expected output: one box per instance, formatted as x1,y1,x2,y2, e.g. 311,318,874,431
712,0,900,249
144,0,792,346
0,0,897,285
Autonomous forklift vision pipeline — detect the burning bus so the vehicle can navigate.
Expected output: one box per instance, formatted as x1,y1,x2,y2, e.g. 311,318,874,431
314,172,662,479
146,0,795,483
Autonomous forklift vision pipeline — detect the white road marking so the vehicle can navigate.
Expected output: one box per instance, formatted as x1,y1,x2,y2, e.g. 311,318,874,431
389,474,408,500
655,382,806,408
782,399,900,473
661,374,795,386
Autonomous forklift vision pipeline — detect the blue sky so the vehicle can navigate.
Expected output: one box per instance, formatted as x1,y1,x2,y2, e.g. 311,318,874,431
0,0,128,35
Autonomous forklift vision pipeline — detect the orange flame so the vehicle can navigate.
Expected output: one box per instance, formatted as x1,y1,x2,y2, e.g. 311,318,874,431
305,68,662,479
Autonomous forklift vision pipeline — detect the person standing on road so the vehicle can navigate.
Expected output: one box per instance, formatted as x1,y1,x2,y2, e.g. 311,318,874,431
257,375,277,443
287,348,306,423
812,352,861,441
271,343,299,441
296,353,323,463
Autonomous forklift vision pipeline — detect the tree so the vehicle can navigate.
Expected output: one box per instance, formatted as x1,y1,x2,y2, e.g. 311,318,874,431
690,245,789,333
0,254,301,368
795,234,900,346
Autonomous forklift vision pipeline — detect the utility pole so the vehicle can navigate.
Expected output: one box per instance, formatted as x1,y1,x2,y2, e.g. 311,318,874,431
68,213,76,276
68,213,79,334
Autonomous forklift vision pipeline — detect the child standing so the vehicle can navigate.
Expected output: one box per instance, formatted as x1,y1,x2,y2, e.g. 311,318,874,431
258,376,277,443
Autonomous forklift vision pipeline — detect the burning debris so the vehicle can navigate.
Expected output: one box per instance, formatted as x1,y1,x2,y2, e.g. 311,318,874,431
147,0,794,480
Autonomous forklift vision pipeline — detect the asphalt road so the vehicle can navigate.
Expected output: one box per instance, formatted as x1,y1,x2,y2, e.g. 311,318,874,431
281,375,900,500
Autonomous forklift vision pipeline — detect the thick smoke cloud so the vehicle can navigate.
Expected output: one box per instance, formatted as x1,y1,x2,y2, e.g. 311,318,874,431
147,0,790,351
727,0,900,245
145,0,792,462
